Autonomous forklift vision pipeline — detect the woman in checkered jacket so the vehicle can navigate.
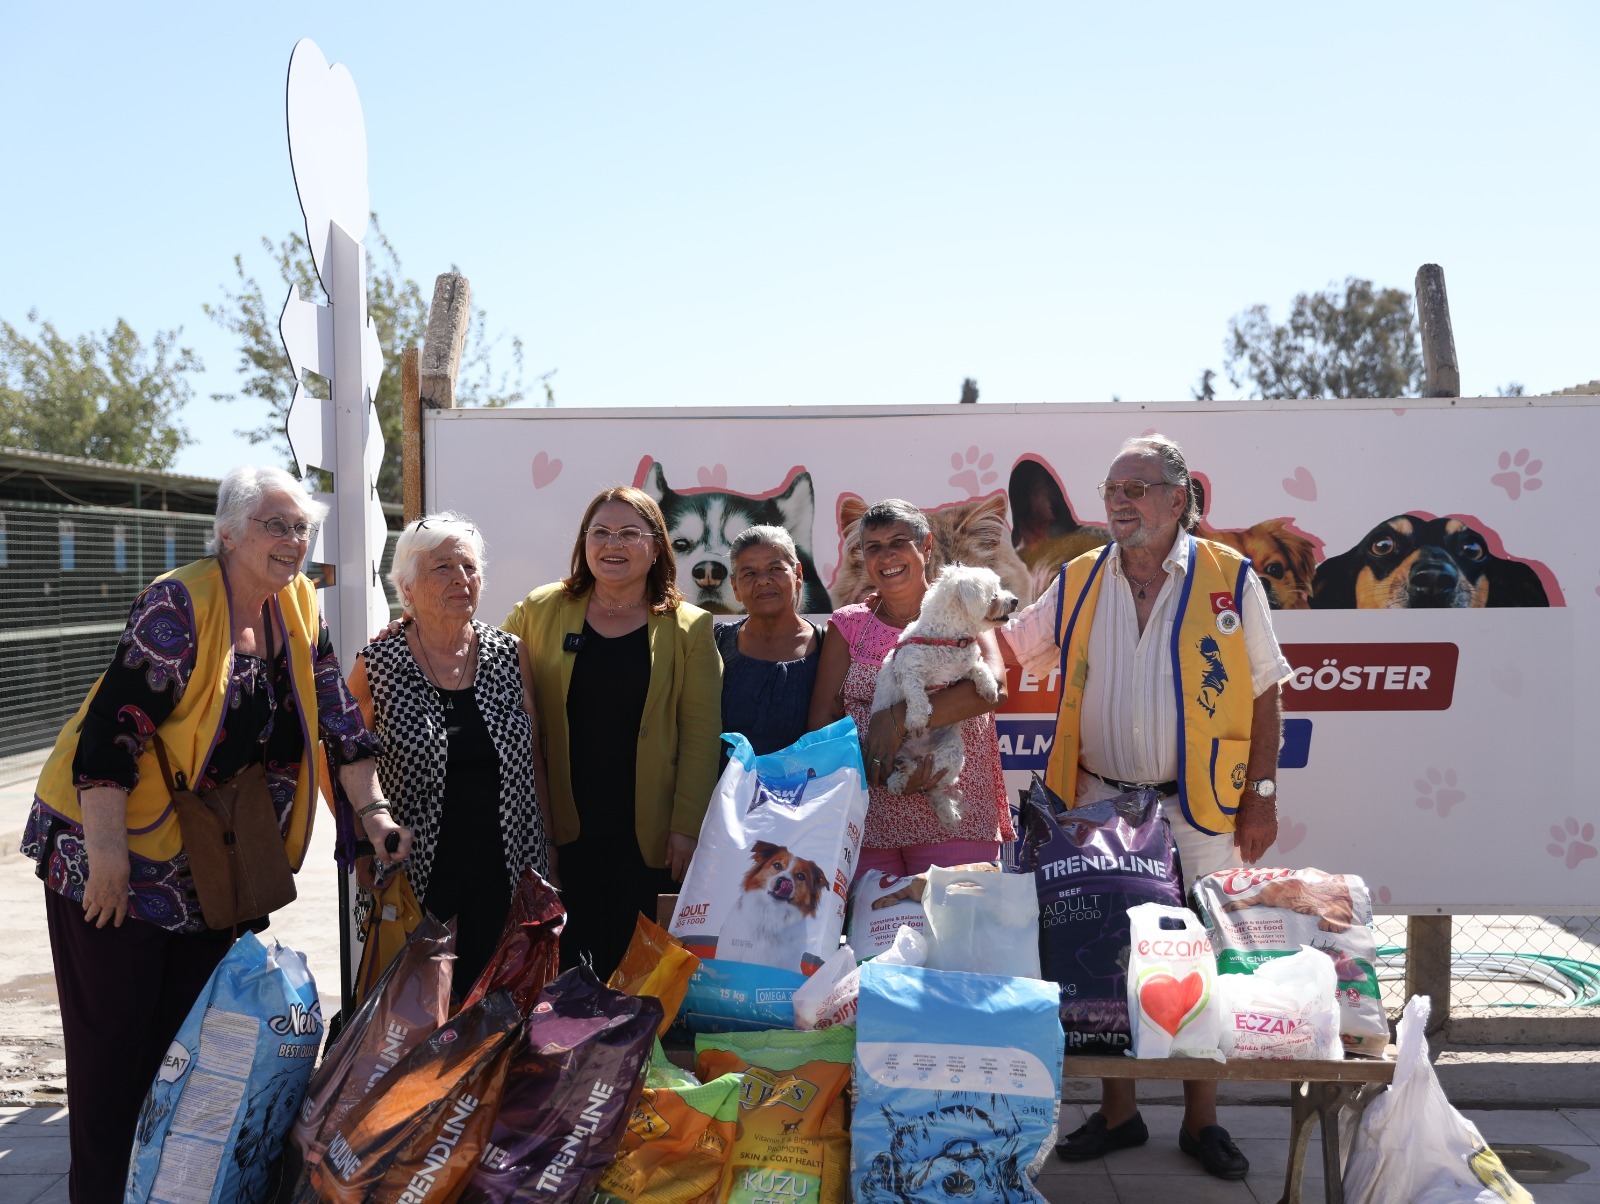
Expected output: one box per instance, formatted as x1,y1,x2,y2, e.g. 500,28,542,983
347,512,557,990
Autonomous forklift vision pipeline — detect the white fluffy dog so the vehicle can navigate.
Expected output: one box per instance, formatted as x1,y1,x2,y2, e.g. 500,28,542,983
871,564,1019,829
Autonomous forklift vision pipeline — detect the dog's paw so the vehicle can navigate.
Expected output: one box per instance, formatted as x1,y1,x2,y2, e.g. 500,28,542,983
972,667,1000,702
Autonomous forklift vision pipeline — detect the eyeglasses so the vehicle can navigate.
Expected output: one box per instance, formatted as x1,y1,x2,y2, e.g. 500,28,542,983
252,516,318,541
417,518,477,534
1097,479,1173,500
586,525,652,547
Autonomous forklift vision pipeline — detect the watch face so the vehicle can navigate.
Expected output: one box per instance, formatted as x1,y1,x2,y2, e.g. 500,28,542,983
1251,778,1277,799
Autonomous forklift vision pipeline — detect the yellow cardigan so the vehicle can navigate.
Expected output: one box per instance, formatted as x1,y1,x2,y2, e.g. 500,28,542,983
502,583,723,866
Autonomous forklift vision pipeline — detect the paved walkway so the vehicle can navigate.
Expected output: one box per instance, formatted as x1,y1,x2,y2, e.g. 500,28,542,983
3,1100,1597,1202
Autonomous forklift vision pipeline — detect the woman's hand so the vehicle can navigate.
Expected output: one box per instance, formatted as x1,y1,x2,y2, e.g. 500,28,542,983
899,754,948,797
79,786,131,928
544,843,561,889
666,832,697,882
370,616,408,643
363,808,413,867
865,704,906,787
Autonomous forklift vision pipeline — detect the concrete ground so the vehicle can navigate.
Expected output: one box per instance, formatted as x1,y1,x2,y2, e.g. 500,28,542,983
3,752,1597,1200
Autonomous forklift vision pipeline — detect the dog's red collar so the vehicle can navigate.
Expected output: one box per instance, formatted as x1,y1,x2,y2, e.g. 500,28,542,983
897,634,976,649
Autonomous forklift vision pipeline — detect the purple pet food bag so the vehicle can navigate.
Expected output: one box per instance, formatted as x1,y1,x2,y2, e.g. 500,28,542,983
1019,777,1183,1054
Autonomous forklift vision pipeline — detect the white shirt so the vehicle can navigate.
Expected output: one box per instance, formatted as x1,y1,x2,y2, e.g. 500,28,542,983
1004,532,1292,785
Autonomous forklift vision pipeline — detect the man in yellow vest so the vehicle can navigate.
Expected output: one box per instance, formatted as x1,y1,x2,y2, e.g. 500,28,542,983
1001,433,1290,1181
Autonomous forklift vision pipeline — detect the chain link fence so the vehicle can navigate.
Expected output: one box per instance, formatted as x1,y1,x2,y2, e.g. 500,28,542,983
0,499,399,785
1374,914,1600,1015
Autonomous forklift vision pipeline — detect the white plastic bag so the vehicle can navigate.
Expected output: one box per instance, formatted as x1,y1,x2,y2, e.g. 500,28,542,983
1343,996,1532,1204
793,926,929,1030
1216,946,1341,1061
921,866,1041,979
1126,903,1222,1060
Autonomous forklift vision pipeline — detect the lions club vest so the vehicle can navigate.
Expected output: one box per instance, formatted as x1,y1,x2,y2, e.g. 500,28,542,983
35,558,323,867
1048,536,1256,835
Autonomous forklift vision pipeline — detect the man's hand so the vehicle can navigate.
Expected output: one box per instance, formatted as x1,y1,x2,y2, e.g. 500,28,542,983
666,832,697,882
1233,791,1278,865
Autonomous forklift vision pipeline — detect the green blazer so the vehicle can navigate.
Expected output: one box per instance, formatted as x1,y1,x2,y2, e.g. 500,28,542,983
503,582,723,866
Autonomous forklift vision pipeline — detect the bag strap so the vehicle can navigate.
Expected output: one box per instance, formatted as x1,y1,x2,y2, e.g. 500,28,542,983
148,732,187,794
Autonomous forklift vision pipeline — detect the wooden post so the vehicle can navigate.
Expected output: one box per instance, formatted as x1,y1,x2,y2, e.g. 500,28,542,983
1415,264,1460,399
400,347,422,524
1406,914,1452,1035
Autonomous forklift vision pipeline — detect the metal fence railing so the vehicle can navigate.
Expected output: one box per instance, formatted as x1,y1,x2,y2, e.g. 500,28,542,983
0,500,399,781
1374,914,1600,1014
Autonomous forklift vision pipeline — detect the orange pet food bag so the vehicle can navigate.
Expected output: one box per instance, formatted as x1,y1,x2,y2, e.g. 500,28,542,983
694,1027,854,1204
608,915,701,1036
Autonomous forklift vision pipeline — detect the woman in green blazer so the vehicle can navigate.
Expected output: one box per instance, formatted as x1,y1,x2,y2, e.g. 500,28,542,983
503,485,722,977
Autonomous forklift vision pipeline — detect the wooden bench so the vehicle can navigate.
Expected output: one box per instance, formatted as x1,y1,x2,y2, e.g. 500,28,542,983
1062,1052,1395,1204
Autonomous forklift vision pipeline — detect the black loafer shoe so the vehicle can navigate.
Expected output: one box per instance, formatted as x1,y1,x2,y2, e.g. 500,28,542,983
1179,1124,1249,1179
1055,1111,1149,1161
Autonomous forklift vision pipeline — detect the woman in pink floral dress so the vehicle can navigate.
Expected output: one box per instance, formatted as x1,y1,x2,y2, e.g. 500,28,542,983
808,499,1013,881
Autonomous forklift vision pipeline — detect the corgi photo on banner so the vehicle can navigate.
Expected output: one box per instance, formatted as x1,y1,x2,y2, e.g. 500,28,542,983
638,459,834,615
1192,475,1322,611
713,841,829,970
831,492,1034,606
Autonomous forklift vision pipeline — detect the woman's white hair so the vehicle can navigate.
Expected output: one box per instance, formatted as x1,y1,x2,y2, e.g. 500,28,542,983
389,512,487,616
208,465,328,556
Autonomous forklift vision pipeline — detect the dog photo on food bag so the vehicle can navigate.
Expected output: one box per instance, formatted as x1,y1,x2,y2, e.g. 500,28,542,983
638,459,834,614
1311,513,1551,608
871,564,1019,829
714,841,829,969
832,492,1035,606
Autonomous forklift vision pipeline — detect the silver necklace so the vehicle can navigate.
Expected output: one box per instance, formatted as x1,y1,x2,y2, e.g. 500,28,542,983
1123,561,1165,601
593,593,645,618
415,626,476,710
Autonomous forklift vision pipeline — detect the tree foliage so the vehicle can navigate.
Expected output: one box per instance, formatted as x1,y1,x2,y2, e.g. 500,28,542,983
1219,277,1424,400
205,215,534,500
0,310,198,468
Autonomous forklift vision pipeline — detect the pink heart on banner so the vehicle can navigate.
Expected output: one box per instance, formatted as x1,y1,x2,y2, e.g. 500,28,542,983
1276,818,1307,854
1282,467,1317,501
697,464,729,488
531,452,563,489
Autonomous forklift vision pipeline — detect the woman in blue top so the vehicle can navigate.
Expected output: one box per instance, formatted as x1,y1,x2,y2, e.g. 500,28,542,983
715,526,823,755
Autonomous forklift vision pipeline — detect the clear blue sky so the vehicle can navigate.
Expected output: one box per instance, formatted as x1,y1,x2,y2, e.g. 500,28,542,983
3,2,1595,478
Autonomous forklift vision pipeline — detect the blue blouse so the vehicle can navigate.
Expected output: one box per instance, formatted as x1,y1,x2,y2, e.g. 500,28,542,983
714,619,823,757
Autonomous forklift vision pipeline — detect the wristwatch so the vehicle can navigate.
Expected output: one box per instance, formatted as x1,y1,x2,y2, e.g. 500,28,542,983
1245,777,1277,800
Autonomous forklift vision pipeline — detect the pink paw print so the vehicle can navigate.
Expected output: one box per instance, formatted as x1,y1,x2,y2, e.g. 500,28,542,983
1373,885,1393,905
1490,449,1542,500
1414,768,1465,817
948,446,998,495
1547,817,1598,870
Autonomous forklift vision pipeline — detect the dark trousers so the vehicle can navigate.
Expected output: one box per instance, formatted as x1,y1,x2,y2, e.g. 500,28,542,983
556,833,676,981
44,886,233,1204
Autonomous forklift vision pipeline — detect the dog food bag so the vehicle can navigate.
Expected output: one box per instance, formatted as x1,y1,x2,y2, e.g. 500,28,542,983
1192,867,1389,1053
289,914,454,1172
593,1043,743,1204
460,966,661,1203
609,914,701,1038
126,934,321,1204
1125,903,1223,1060
793,925,930,1031
694,1026,855,1204
1216,946,1342,1061
461,865,567,1015
853,961,1065,1203
671,719,867,1030
307,990,522,1204
1018,777,1183,1054
922,865,1041,978
846,870,927,960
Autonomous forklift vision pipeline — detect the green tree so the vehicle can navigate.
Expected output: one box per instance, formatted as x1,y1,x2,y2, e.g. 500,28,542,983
0,310,198,468
1216,277,1424,399
205,215,535,500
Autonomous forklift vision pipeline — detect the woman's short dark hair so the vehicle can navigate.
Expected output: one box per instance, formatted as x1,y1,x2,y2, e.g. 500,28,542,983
856,498,930,546
562,486,683,613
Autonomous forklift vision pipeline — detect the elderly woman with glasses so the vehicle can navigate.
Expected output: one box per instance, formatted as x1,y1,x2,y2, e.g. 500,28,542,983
502,486,722,978
347,512,556,991
22,465,400,1203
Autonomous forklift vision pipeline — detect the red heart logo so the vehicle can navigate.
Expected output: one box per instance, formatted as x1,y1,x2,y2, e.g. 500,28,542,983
1139,971,1206,1036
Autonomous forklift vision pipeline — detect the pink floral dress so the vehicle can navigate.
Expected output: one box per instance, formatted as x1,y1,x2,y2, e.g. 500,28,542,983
830,602,1013,850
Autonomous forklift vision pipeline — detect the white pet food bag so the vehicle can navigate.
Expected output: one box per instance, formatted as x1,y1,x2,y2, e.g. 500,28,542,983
1125,903,1222,1060
921,865,1041,979
1216,946,1342,1061
846,870,927,960
1193,867,1389,1053
670,718,867,1030
793,925,929,1031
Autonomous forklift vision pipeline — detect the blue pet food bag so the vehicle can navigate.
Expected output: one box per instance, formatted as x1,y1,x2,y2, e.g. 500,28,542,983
853,961,1064,1203
126,932,322,1204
